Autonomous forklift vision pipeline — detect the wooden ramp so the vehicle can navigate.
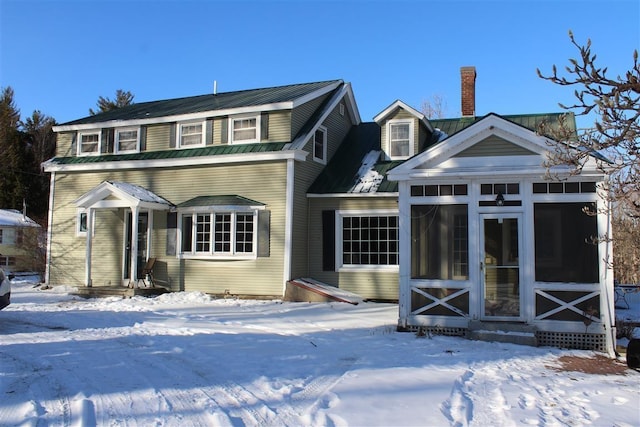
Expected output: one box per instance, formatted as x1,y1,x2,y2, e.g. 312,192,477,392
285,278,364,305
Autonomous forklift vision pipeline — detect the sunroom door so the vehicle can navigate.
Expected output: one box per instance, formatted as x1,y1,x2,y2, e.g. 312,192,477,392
480,214,523,320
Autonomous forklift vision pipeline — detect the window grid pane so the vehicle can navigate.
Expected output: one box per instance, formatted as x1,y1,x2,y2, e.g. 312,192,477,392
118,130,138,151
342,215,399,266
390,123,410,157
80,133,99,153
214,213,232,253
235,213,254,253
181,124,203,146
233,118,257,141
195,214,211,252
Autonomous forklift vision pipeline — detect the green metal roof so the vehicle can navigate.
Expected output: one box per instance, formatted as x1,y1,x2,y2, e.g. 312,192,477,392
48,142,288,165
309,112,574,195
61,80,343,126
428,112,577,148
308,123,400,194
177,195,265,208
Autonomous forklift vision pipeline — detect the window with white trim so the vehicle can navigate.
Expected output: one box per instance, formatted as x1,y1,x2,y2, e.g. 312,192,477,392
387,120,413,159
78,131,101,155
338,212,399,269
178,121,205,148
313,126,327,163
76,209,88,236
115,127,140,153
231,115,259,144
180,210,257,258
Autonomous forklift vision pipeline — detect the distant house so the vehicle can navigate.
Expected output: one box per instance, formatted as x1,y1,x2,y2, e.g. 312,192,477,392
44,69,614,354
0,208,41,272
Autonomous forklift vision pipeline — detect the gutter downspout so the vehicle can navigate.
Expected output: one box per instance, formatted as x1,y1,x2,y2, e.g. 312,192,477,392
44,171,55,285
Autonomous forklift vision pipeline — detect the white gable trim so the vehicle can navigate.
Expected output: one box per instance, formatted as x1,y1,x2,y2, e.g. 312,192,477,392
373,100,434,132
289,83,361,150
75,181,172,211
388,114,560,181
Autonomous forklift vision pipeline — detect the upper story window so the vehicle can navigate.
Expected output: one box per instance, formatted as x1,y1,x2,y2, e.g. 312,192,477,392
231,115,260,144
388,119,413,159
313,126,327,163
115,127,140,153
78,131,101,156
178,121,205,148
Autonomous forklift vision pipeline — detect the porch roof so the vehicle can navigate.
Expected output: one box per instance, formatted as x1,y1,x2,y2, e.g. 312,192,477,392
75,181,174,210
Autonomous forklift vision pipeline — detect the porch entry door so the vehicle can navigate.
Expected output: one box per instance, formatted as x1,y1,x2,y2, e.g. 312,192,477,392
480,214,523,320
124,211,148,280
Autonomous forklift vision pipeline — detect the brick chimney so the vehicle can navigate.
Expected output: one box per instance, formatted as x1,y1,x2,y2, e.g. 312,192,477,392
460,66,476,117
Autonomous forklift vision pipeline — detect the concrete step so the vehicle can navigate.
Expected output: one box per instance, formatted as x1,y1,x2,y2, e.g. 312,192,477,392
467,320,538,346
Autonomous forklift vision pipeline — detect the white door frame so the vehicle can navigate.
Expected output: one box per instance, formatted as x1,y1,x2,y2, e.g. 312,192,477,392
479,212,524,321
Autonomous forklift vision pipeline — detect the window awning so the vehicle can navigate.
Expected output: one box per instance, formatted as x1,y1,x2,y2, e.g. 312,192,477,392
75,181,174,210
177,195,266,211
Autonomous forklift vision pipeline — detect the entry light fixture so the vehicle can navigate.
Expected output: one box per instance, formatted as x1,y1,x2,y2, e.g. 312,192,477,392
495,192,505,206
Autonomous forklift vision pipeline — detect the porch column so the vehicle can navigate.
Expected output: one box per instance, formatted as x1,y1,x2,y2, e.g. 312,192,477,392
130,206,139,284
85,207,94,287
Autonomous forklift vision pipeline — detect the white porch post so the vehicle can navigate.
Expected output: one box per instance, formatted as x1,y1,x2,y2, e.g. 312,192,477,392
85,207,94,287
130,206,139,285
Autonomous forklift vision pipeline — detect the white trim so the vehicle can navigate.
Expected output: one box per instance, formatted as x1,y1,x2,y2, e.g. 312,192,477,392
43,150,308,172
115,126,141,153
374,99,433,132
177,120,206,148
312,125,328,164
229,113,260,144
177,210,258,260
77,130,102,156
283,158,295,292
386,119,414,160
44,171,55,285
52,82,344,132
335,209,400,272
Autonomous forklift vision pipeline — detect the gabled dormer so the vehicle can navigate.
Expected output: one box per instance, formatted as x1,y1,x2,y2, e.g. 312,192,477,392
373,100,434,160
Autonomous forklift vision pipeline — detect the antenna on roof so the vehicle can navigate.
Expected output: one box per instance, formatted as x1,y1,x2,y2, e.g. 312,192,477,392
213,80,217,95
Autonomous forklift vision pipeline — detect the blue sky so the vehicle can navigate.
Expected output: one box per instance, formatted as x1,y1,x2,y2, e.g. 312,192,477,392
1,0,638,129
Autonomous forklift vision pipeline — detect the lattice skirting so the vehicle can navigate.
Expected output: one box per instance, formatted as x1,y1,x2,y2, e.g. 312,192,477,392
536,331,607,351
405,326,467,337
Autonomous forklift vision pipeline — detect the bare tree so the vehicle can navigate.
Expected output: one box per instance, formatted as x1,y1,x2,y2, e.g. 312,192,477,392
421,94,448,119
537,31,640,217
89,89,135,115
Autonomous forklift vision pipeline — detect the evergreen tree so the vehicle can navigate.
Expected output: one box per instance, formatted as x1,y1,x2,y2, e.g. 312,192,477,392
89,89,134,115
0,87,29,211
22,110,57,220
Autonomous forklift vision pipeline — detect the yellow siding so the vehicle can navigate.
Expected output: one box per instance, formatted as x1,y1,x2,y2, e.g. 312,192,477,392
290,96,355,279
456,135,537,157
307,197,399,301
145,124,172,151
267,110,291,142
56,132,75,157
48,162,289,296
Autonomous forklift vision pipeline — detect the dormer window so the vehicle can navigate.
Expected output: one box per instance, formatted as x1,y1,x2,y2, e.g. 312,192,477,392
178,121,205,148
231,115,260,144
115,127,140,153
313,126,327,163
78,131,101,156
388,120,413,159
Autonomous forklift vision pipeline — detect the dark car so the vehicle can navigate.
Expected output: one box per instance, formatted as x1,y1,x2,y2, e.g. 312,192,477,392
0,268,11,310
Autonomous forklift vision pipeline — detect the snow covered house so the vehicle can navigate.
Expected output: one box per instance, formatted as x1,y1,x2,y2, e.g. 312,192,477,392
43,70,614,353
0,208,41,272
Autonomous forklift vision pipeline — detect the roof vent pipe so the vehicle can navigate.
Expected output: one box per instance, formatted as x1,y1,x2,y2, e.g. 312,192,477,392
213,80,217,95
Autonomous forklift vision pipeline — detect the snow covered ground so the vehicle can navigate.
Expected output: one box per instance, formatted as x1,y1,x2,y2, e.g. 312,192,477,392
1,277,639,427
